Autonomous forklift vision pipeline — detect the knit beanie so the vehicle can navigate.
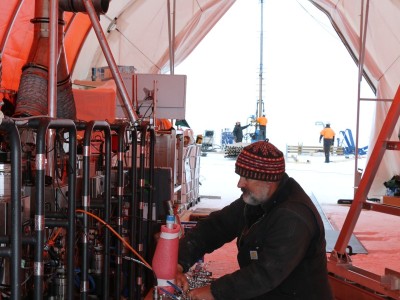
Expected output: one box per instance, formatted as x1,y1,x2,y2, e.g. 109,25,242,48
235,140,285,181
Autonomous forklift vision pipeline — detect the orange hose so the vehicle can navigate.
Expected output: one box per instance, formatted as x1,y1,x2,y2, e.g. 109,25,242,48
48,227,63,246
76,209,152,270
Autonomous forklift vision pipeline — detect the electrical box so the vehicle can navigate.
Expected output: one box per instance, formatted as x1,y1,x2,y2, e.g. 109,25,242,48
133,74,187,119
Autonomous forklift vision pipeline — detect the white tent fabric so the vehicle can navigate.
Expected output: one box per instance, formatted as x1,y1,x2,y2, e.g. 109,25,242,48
72,0,235,79
1,0,399,197
0,0,234,90
310,0,400,197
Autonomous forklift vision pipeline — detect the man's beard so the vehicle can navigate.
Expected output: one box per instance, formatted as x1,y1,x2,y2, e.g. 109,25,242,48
241,188,261,206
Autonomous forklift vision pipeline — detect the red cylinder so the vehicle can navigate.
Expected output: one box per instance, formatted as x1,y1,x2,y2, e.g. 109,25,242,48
152,217,181,294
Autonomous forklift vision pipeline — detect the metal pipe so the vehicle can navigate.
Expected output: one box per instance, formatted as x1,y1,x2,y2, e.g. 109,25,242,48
0,118,22,299
111,122,129,300
82,0,138,124
129,127,138,299
136,125,148,297
44,212,68,219
333,87,400,255
102,122,112,300
46,0,59,185
353,0,370,192
48,0,58,118
146,127,156,264
257,0,264,118
0,235,36,245
30,117,51,300
27,117,77,300
81,121,94,300
360,98,392,102
81,121,111,299
63,119,77,300
172,0,176,73
167,0,176,74
0,248,12,257
44,219,69,227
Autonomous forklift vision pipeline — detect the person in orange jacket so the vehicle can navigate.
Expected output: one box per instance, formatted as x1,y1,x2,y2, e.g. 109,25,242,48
256,114,268,141
319,123,335,163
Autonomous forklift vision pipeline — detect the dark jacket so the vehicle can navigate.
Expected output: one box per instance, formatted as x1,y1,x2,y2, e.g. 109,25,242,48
232,124,249,142
178,174,333,300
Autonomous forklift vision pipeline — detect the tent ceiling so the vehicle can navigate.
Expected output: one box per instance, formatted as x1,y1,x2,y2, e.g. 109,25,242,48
1,0,400,196
0,0,235,91
310,0,400,99
2,0,399,98
310,0,400,196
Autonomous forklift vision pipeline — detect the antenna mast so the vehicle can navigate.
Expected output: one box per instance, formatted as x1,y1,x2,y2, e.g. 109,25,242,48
257,0,264,118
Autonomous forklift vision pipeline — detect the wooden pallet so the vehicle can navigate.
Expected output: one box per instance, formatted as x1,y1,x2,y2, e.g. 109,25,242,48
286,145,344,156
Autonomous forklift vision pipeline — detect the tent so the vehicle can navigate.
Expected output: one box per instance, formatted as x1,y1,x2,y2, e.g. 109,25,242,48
0,0,234,91
0,0,399,195
309,0,400,198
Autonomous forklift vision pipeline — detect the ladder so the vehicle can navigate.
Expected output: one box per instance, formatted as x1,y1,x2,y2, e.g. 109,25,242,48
328,85,400,299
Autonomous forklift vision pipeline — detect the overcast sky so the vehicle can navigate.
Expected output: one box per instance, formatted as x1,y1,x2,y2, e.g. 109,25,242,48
175,0,375,151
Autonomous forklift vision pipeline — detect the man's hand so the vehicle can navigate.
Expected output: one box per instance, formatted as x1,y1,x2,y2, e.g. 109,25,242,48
188,285,215,300
175,264,190,293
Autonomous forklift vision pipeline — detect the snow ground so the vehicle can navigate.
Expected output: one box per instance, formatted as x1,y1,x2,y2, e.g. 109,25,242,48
195,150,366,209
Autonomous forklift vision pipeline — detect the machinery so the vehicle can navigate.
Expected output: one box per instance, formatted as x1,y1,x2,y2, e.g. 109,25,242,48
0,114,203,299
0,1,201,299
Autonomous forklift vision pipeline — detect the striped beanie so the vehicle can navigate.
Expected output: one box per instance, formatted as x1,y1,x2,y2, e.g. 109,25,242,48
235,140,285,181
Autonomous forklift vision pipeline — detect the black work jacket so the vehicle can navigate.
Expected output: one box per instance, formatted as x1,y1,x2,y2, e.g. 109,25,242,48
178,174,334,300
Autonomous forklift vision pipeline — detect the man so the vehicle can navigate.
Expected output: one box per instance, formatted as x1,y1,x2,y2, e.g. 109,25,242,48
319,123,335,163
176,140,333,300
232,121,250,143
256,114,267,141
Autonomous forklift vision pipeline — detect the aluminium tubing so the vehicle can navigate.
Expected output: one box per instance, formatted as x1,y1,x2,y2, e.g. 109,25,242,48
81,121,111,300
0,235,36,245
0,118,22,299
29,117,51,300
128,127,138,299
135,125,149,298
145,127,156,263
110,122,129,300
27,117,77,300
80,121,93,300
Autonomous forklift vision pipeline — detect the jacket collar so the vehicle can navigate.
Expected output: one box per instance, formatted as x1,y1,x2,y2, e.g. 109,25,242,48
260,173,290,212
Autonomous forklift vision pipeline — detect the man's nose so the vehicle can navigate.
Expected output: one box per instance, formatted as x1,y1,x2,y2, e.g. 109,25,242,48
237,177,246,188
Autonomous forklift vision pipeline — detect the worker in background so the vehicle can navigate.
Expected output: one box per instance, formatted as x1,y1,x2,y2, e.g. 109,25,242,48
256,114,268,141
175,140,334,300
232,121,250,143
319,123,335,163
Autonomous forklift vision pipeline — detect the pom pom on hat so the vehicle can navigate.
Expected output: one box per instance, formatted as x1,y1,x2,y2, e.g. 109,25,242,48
235,140,285,181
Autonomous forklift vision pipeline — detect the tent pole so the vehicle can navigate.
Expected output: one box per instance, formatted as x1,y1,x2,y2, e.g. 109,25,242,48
167,0,176,75
45,0,59,181
353,0,370,193
83,0,138,124
257,0,264,118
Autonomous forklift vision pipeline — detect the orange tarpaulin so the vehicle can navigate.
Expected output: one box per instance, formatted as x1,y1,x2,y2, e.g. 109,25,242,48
73,80,116,123
0,0,235,91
